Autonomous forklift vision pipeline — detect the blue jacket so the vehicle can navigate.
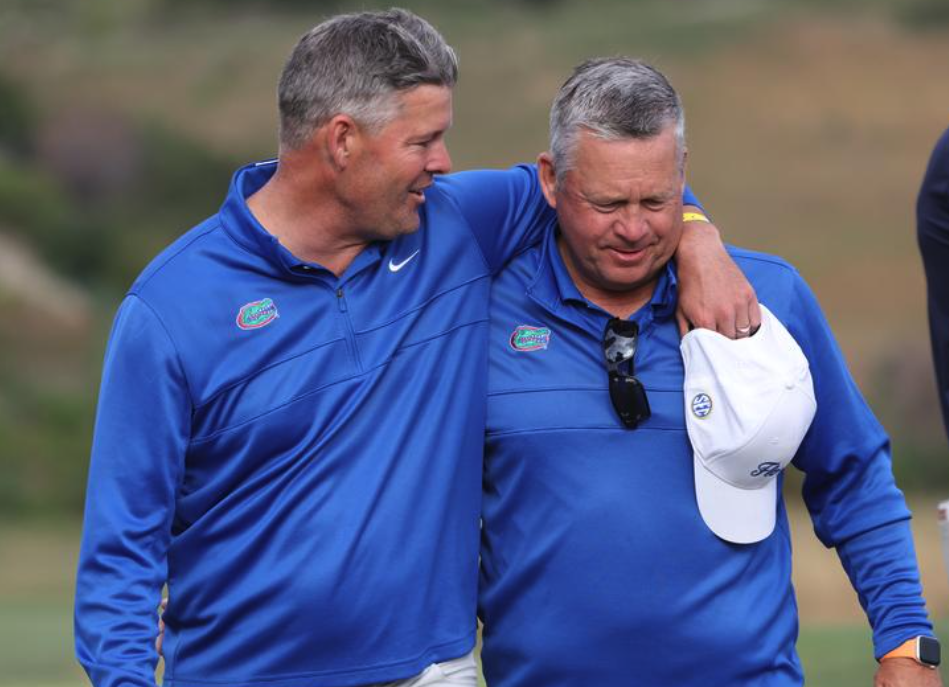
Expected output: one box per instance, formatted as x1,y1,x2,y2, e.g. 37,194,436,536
74,161,554,687
480,227,933,687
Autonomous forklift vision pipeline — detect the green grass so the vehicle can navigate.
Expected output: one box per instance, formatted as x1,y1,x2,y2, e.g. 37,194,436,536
0,601,82,685
799,622,949,685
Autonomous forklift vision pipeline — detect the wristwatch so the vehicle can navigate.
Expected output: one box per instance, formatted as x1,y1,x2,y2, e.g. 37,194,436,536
880,636,941,668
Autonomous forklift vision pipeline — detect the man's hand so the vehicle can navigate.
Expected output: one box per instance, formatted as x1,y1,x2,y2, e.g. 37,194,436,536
156,597,167,657
875,658,944,686
674,214,760,339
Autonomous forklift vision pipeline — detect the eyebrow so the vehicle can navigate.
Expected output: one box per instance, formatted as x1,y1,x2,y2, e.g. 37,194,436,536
580,190,624,204
645,190,677,202
582,190,676,205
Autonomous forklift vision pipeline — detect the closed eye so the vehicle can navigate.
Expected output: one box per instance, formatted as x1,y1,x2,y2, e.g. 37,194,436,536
592,201,623,214
410,132,445,148
643,197,672,211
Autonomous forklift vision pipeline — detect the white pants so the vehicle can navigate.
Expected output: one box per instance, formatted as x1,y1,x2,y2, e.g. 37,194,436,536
370,651,478,687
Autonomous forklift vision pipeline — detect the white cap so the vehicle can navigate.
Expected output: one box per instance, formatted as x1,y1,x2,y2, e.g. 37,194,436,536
680,304,817,544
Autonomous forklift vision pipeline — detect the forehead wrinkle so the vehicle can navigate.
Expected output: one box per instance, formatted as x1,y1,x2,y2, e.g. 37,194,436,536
568,135,680,201
379,85,452,139
570,166,676,204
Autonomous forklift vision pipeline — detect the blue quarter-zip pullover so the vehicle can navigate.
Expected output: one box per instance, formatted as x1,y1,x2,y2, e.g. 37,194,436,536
480,227,933,687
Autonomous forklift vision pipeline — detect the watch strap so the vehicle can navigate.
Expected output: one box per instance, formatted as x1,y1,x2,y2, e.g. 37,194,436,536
880,636,940,667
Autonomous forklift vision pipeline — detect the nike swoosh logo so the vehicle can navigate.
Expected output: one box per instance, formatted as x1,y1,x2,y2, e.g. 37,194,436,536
388,249,420,273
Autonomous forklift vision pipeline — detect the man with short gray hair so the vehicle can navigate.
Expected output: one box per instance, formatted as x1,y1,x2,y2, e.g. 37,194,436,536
480,57,940,687
75,12,755,687
547,58,686,181
278,10,459,148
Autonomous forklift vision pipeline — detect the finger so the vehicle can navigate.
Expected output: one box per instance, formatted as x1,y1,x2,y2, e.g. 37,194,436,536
713,307,737,339
687,311,715,332
676,311,690,338
156,599,166,656
748,298,762,335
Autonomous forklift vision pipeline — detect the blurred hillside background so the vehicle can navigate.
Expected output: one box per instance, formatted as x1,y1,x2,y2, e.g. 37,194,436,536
2,0,949,684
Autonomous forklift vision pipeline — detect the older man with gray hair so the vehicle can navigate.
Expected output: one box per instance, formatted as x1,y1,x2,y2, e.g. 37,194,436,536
480,58,941,687
74,11,753,687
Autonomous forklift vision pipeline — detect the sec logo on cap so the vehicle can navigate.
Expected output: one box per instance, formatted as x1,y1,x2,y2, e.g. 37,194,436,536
691,393,712,419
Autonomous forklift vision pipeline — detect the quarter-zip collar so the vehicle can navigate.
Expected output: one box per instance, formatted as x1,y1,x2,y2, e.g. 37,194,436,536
218,159,382,286
526,225,679,327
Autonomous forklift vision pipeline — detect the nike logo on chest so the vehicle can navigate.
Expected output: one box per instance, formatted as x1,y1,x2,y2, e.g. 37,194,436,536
388,250,420,272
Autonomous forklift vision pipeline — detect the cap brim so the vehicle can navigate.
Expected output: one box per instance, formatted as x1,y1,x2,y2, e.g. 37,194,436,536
693,453,777,544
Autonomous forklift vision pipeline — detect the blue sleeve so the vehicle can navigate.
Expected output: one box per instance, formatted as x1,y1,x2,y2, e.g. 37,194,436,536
917,127,949,441
438,165,553,274
74,295,189,687
785,275,933,652
836,520,934,658
441,165,703,273
682,184,703,211
788,274,911,544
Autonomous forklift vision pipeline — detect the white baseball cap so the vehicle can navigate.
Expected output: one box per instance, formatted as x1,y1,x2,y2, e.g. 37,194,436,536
680,304,817,544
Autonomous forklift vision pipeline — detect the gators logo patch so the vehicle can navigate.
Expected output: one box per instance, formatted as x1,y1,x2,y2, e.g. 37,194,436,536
510,325,551,351
236,298,279,330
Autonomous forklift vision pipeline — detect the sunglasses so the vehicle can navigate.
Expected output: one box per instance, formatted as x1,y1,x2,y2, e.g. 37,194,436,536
602,318,651,429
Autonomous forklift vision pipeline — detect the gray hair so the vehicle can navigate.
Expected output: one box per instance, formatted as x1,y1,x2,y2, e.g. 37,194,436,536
278,8,458,150
549,58,685,183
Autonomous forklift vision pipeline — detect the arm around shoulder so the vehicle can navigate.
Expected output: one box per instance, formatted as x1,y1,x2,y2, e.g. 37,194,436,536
674,207,760,339
441,165,555,273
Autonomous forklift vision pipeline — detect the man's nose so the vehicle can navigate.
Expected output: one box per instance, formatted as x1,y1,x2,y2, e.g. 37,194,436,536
613,206,648,241
427,139,452,175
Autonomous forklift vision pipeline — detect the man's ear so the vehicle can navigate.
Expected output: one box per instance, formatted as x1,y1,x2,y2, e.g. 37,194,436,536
325,115,359,170
679,147,689,195
537,152,558,209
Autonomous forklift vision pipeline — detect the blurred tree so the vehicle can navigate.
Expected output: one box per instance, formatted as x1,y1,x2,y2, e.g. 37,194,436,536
0,73,35,160
898,0,949,29
0,161,108,283
36,108,142,208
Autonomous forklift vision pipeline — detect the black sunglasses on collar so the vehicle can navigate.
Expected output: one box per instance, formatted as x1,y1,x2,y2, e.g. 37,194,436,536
602,318,651,429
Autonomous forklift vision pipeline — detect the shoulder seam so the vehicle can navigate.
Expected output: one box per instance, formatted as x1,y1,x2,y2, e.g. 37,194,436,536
729,247,800,273
126,293,196,409
436,184,493,274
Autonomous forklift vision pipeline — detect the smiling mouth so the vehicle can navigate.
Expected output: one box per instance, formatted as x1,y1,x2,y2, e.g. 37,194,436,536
608,246,649,263
409,181,432,202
